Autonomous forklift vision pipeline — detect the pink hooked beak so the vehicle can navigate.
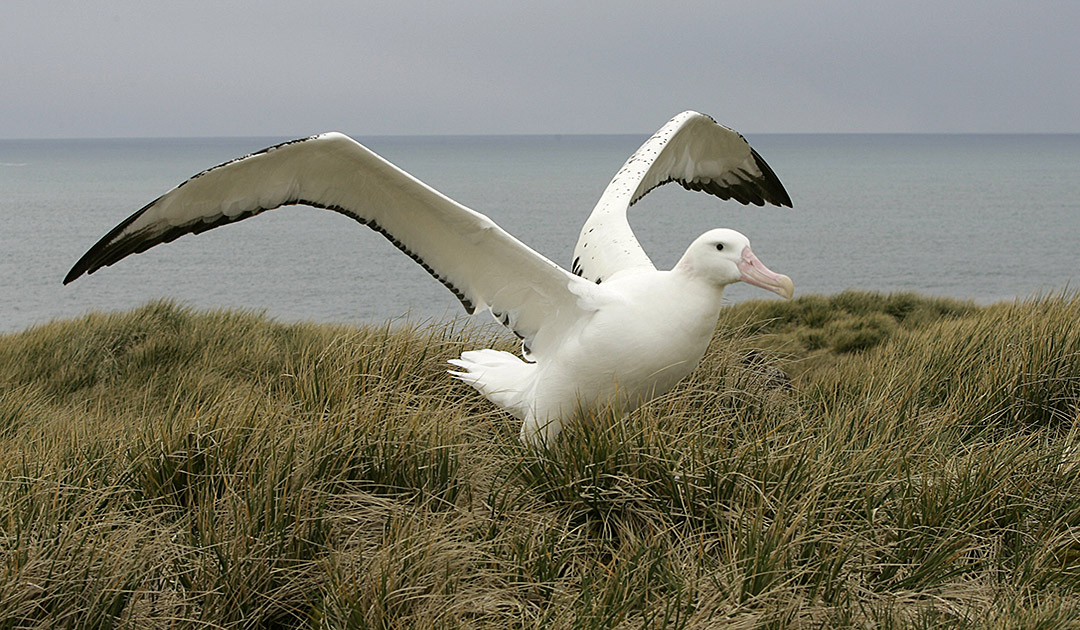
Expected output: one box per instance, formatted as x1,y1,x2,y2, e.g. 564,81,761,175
737,246,794,299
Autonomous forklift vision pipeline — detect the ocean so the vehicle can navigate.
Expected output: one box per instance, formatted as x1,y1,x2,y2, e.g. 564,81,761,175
1,133,1078,334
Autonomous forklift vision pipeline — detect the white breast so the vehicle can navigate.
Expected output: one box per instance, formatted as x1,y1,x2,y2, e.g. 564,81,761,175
521,269,726,443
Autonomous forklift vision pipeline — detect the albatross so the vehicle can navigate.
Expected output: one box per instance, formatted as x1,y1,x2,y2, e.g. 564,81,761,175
64,111,794,446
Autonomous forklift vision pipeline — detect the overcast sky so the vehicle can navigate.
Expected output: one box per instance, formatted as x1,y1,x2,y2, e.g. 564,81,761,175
3,1,1078,138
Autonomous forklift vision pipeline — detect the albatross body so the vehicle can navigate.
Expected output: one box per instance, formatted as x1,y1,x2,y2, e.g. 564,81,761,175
65,111,794,446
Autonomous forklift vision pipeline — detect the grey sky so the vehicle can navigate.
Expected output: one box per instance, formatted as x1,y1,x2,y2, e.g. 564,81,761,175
4,1,1078,138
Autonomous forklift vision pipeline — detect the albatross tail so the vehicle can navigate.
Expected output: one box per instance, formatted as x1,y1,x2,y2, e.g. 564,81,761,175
448,349,535,421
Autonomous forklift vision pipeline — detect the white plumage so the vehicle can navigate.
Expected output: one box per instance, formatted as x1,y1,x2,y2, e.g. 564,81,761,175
66,111,794,446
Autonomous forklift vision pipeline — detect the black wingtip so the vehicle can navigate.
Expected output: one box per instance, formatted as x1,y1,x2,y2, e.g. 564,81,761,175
750,147,793,208
60,136,326,289
63,246,102,285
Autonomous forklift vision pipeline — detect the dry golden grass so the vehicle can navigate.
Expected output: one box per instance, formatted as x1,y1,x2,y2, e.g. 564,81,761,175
0,292,1078,628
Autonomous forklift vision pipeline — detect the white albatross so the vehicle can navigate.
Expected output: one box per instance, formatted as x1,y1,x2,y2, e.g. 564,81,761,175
64,111,794,446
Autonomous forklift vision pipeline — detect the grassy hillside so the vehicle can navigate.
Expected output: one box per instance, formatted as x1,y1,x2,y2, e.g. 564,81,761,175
0,291,1078,628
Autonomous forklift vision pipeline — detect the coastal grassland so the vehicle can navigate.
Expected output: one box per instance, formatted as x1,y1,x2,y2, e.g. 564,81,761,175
0,291,1078,628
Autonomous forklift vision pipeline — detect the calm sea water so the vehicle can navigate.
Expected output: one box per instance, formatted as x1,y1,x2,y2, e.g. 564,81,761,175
1,134,1078,334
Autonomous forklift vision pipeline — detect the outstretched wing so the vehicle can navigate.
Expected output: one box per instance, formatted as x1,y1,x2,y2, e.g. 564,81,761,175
65,133,596,359
571,111,792,283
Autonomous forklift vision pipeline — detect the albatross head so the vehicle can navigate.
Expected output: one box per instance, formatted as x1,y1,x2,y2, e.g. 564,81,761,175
678,228,794,299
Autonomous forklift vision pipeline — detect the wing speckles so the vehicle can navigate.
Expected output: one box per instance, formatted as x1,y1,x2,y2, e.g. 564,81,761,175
571,256,583,277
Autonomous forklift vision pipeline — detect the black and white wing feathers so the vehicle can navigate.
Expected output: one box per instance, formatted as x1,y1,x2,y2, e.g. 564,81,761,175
571,111,792,283
65,133,594,359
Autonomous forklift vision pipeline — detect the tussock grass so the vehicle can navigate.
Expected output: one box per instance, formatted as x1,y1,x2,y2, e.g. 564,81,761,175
0,292,1078,628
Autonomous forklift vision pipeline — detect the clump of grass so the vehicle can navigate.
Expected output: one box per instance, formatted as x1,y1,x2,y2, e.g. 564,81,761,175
0,294,1077,628
720,289,976,356
821,311,899,352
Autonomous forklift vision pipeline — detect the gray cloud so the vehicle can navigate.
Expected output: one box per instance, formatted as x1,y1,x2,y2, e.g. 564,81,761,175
3,0,1078,138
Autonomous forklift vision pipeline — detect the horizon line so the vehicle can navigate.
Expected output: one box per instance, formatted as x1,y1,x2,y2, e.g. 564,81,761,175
3,130,1079,142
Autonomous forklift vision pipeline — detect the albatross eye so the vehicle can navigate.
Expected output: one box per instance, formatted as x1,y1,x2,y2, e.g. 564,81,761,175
715,243,725,251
